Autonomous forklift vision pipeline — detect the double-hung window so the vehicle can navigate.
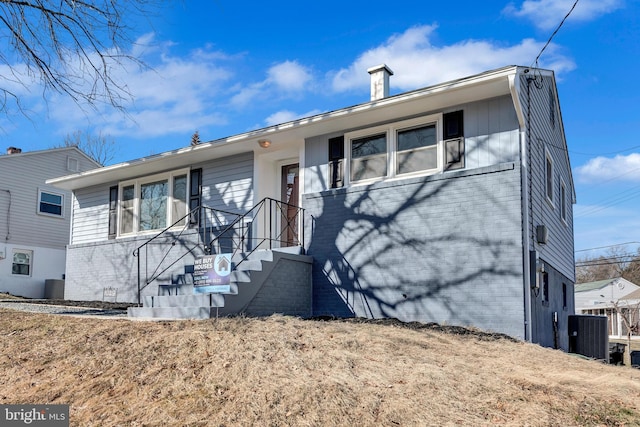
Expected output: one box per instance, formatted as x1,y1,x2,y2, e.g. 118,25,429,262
346,114,443,185
396,123,437,175
350,133,388,181
38,189,64,217
118,169,189,236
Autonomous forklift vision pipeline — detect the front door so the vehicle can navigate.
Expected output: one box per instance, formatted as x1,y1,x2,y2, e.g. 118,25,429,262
280,164,299,247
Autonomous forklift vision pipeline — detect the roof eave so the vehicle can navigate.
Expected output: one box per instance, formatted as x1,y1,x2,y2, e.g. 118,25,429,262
49,66,519,191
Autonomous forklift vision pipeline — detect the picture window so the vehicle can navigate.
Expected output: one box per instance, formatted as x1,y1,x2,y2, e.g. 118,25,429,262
118,169,190,236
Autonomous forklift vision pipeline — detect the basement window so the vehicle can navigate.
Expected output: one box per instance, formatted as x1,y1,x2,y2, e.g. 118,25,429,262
12,249,32,276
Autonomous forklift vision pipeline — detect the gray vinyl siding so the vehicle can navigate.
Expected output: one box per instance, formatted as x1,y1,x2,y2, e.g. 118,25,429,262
516,70,575,351
304,96,519,194
0,148,98,249
71,184,112,244
303,163,526,339
464,96,520,168
519,73,575,282
71,152,254,244
199,151,254,217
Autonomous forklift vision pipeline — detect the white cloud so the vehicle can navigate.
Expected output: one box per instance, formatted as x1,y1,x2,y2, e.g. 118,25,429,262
330,25,575,93
264,109,323,127
48,33,234,139
267,61,312,92
575,153,640,183
504,0,624,30
231,61,312,107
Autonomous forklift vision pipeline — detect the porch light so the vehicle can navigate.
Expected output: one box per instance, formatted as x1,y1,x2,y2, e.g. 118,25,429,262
258,139,271,148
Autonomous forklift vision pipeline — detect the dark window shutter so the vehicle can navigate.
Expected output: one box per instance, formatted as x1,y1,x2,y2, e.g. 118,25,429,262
443,111,464,170
328,136,344,188
108,186,118,239
189,168,202,226
444,110,464,140
445,138,465,170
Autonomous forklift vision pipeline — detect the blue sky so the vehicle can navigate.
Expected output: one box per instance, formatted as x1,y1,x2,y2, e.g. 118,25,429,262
1,0,639,258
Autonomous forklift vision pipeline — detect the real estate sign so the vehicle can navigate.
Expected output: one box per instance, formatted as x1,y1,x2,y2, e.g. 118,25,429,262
193,254,232,294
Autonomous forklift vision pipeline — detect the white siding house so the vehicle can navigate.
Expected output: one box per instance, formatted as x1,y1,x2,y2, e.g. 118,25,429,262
575,278,640,338
0,147,100,298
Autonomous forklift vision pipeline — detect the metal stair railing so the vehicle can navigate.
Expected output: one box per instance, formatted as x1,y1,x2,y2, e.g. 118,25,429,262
133,205,242,304
207,197,304,270
133,198,305,305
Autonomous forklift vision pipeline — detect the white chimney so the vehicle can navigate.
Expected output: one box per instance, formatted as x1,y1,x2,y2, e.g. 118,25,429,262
367,64,394,101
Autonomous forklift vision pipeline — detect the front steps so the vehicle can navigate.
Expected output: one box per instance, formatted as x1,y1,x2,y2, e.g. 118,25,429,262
128,248,312,320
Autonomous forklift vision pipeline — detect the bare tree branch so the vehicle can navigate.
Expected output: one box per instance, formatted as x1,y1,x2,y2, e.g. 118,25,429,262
55,129,117,165
0,0,153,117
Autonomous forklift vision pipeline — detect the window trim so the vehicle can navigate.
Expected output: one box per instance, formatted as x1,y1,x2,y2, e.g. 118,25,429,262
37,188,65,218
560,178,567,225
11,249,33,277
117,168,190,237
545,147,554,208
344,114,443,186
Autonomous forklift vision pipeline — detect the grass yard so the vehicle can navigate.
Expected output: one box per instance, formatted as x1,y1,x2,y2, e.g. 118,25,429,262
1,307,639,426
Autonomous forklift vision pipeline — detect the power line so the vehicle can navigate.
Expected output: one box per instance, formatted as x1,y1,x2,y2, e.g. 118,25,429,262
574,185,640,218
532,0,580,67
576,242,640,253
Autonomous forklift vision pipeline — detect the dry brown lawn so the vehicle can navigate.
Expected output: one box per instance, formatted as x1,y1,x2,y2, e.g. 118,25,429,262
1,309,639,427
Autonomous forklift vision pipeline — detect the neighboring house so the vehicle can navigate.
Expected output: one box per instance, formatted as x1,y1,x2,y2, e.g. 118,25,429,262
575,278,640,338
0,147,100,298
49,65,576,350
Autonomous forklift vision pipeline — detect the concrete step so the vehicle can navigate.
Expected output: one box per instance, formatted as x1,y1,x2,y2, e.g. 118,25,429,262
231,269,251,283
127,306,220,320
273,246,305,255
143,294,225,308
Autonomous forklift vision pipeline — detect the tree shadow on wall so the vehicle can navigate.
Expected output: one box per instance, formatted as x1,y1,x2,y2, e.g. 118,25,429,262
306,157,524,332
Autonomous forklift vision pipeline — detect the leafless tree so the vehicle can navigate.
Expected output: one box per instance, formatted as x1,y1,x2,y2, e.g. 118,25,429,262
0,0,153,116
575,246,640,284
611,298,640,364
58,130,117,166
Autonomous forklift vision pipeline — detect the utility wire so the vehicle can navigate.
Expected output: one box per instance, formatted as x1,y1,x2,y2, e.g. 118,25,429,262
576,242,640,253
532,0,580,67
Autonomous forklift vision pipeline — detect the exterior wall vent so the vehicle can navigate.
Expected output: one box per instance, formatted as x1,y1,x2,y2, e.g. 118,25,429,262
536,225,548,244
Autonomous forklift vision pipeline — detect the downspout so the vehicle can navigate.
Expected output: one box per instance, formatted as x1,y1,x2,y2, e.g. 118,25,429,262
509,71,533,342
1,189,10,241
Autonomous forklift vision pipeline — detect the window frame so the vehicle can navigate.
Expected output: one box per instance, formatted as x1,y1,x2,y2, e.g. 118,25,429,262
560,178,567,225
37,188,65,218
545,147,554,207
12,249,33,277
344,114,443,186
117,168,190,237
